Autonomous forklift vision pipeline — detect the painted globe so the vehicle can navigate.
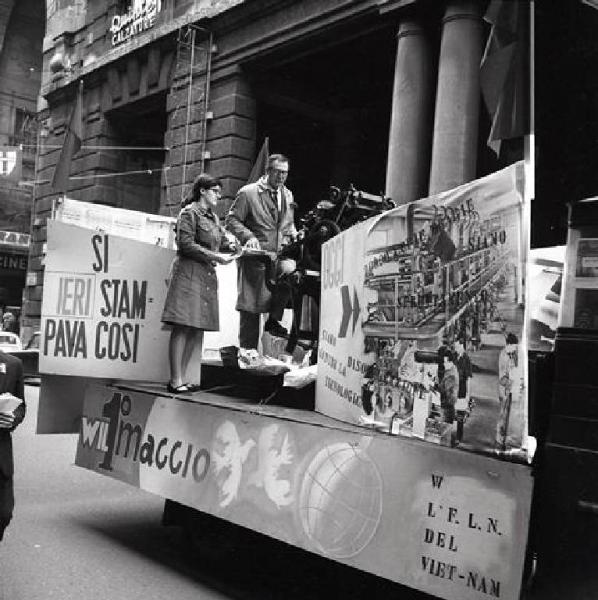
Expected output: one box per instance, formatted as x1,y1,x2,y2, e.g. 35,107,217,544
298,442,383,559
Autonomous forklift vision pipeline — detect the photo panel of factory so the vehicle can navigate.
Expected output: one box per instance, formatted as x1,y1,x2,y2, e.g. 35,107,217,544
25,0,528,337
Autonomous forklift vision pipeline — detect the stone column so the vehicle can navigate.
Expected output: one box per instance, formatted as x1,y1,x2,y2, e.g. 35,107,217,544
385,19,434,205
428,0,483,195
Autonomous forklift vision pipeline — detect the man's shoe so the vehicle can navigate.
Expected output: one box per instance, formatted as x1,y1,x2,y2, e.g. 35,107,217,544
265,319,288,337
167,382,189,393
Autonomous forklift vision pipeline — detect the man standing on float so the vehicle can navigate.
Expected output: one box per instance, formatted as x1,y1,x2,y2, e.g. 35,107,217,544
226,154,297,349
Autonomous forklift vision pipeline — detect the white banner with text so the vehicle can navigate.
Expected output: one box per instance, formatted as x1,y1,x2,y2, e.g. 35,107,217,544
40,220,175,381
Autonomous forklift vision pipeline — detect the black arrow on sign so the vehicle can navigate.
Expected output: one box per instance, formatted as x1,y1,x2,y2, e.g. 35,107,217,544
338,285,352,338
352,287,360,334
338,285,361,338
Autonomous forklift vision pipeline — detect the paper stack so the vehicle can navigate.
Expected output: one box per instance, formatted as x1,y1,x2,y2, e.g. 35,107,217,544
0,392,23,417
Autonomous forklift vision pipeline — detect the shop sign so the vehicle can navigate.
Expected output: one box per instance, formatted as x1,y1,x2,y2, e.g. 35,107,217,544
40,220,174,381
0,230,30,247
0,252,27,271
110,0,162,47
76,383,533,600
316,163,529,459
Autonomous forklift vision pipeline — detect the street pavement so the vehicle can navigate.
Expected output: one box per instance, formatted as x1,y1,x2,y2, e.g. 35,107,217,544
0,386,431,600
0,386,236,600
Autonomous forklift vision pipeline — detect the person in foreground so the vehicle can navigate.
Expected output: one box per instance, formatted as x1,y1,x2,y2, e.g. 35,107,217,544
162,173,239,393
225,153,297,349
0,350,25,541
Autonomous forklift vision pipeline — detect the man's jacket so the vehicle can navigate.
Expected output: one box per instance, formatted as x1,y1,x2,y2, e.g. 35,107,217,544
226,176,296,313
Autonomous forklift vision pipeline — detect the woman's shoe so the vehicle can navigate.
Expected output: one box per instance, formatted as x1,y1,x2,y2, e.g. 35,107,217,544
167,382,189,393
185,383,202,392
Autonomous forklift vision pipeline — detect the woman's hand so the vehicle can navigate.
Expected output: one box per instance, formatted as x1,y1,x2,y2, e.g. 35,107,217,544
0,413,15,429
215,250,241,264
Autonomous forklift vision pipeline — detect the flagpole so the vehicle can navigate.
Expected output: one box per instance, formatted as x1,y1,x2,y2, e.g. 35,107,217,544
23,113,43,340
30,122,41,230
265,136,269,170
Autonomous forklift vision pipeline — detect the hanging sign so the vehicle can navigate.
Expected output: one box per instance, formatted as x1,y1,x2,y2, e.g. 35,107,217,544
316,163,530,459
40,220,174,381
0,230,30,247
110,0,162,46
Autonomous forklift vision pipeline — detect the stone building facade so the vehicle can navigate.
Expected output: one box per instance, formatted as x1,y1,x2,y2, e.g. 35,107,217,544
22,0,528,338
0,0,44,311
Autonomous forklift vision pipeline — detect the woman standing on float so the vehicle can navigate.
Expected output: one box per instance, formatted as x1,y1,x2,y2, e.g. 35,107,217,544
162,173,239,393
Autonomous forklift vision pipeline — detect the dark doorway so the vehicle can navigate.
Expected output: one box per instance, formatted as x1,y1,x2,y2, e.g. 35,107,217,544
535,2,598,248
256,104,334,211
248,24,397,217
106,92,167,215
246,13,509,219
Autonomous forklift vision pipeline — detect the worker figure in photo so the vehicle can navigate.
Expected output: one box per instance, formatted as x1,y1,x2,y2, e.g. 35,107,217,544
496,332,519,451
0,350,25,541
375,387,395,426
226,154,297,348
454,337,473,446
437,345,460,435
161,173,240,393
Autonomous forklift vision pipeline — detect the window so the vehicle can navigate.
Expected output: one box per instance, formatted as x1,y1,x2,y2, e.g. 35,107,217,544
10,109,37,160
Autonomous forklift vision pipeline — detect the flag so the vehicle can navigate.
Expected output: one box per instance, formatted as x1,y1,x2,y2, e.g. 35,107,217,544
480,0,528,155
0,147,22,182
52,80,83,194
247,137,269,183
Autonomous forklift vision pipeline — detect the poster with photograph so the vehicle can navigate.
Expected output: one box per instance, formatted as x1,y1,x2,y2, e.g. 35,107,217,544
316,163,529,459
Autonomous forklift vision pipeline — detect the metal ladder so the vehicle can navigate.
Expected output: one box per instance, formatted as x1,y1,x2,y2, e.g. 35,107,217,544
169,24,213,211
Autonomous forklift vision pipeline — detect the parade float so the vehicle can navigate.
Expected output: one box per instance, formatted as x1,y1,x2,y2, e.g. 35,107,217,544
38,163,533,600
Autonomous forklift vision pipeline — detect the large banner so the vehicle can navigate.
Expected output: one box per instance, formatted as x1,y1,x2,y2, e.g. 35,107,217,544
316,164,529,458
54,196,176,249
40,220,175,381
76,383,533,600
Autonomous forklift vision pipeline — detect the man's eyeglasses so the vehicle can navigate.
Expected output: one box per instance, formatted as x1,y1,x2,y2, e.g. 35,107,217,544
269,169,288,176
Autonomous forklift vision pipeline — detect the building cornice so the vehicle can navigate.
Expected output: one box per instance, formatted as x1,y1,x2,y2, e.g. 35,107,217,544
42,0,390,103
42,0,247,101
